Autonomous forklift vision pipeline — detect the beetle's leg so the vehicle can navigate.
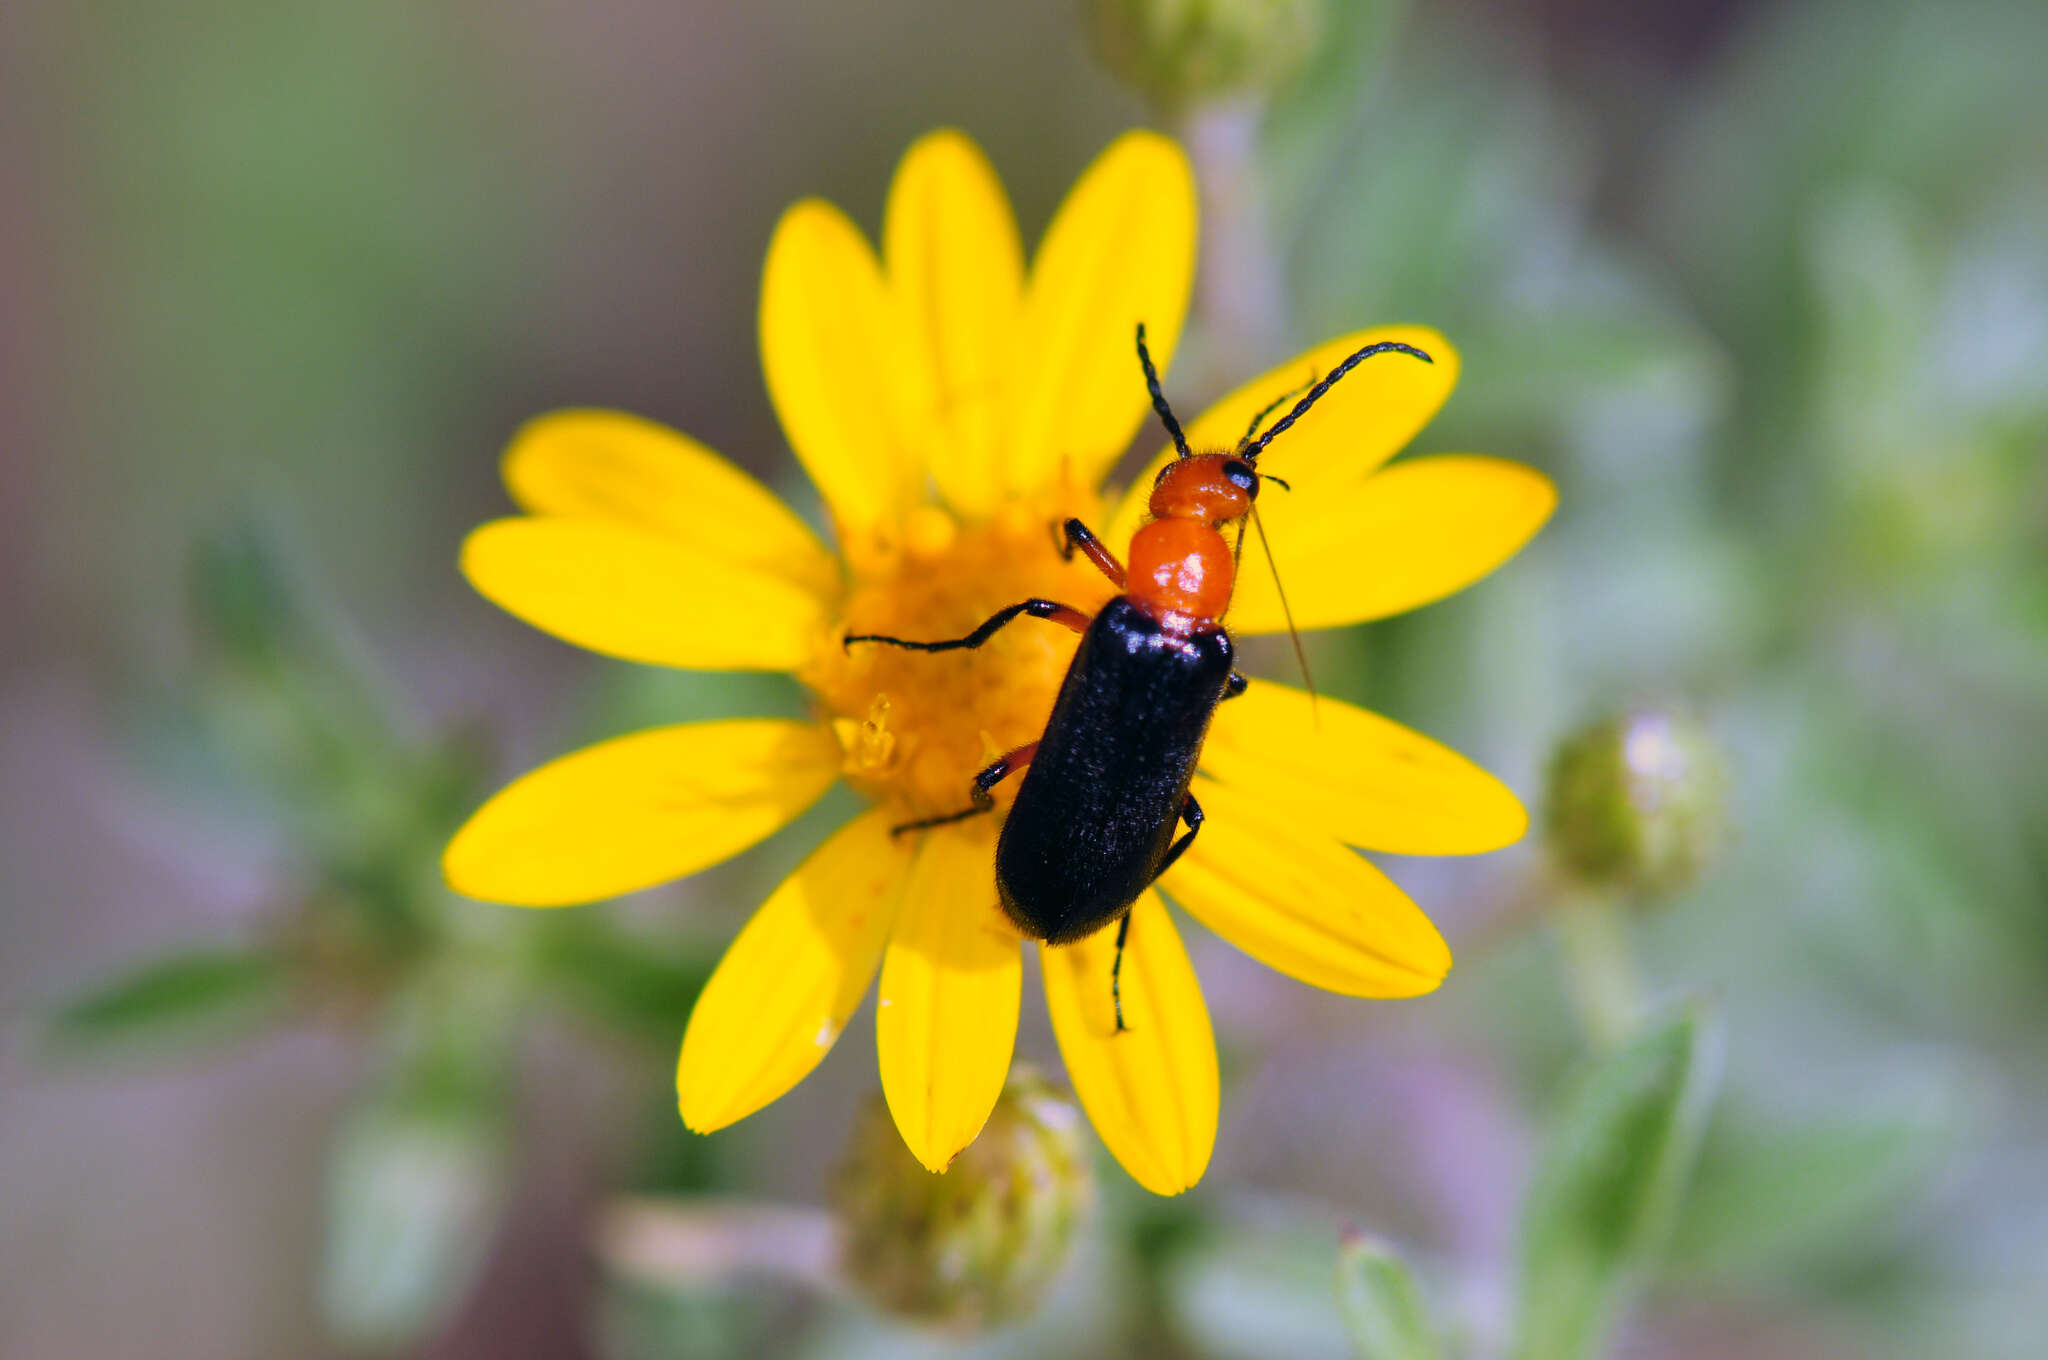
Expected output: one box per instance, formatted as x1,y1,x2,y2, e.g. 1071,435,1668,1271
1058,517,1126,589
1223,671,1248,700
845,600,1089,653
1153,791,1205,880
1112,792,1206,1033
844,599,1088,653
1110,909,1133,1034
889,741,1038,837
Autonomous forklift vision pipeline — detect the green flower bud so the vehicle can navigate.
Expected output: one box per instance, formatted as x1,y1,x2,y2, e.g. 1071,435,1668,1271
1545,708,1730,902
831,1066,1094,1328
1085,0,1325,110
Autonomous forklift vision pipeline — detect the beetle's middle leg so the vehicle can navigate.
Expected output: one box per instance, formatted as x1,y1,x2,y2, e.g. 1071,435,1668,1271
889,741,1039,837
1153,790,1204,881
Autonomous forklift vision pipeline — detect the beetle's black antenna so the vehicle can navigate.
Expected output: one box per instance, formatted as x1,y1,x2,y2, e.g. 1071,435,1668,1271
1250,501,1317,714
1135,323,1191,459
1245,341,1433,460
1238,373,1317,453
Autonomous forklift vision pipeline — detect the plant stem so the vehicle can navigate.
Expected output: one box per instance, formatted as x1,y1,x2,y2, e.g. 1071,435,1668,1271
1554,892,1643,1049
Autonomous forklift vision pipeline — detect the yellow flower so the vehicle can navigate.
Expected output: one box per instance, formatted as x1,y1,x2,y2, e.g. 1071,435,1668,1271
443,129,1554,1195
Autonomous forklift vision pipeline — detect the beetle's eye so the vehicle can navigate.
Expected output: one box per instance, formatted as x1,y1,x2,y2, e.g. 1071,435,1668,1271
1223,458,1258,497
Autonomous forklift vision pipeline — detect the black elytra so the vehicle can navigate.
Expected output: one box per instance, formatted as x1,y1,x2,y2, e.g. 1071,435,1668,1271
993,597,1233,944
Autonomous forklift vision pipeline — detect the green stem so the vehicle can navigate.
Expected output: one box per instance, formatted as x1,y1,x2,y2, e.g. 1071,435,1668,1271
1554,892,1643,1049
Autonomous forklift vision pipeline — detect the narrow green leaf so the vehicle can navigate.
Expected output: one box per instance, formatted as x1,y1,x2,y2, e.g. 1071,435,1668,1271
1513,1002,1723,1360
47,946,285,1054
1337,1233,1440,1360
189,520,306,670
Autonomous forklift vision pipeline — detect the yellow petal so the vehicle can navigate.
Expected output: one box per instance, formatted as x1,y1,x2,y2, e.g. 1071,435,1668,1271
461,516,828,671
1227,455,1556,634
1203,679,1527,855
1041,893,1217,1195
1165,778,1452,996
443,720,841,906
884,129,1023,519
1006,131,1196,496
1105,326,1459,548
761,199,926,536
502,409,838,597
678,809,913,1132
875,826,1022,1172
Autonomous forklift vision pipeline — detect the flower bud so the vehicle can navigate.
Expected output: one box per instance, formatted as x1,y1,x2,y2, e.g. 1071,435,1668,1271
1085,0,1325,110
831,1066,1093,1327
1544,708,1729,901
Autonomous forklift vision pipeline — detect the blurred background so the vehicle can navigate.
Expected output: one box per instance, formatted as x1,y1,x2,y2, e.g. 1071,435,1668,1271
4,0,2047,1356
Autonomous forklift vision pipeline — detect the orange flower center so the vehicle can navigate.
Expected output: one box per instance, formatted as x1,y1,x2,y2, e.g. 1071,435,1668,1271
802,482,1122,820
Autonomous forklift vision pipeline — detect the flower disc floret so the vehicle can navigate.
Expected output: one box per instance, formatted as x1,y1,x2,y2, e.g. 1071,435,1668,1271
804,486,1117,820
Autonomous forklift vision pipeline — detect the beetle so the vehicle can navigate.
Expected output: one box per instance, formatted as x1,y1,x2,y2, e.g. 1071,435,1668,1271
846,325,1432,1027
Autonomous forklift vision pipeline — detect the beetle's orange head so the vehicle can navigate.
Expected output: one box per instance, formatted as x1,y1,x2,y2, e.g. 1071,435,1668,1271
1148,453,1259,526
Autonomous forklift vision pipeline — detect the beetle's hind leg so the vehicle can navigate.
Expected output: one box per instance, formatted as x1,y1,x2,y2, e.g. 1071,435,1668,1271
889,741,1038,837
1110,910,1133,1034
845,599,1088,653
1111,791,1206,1033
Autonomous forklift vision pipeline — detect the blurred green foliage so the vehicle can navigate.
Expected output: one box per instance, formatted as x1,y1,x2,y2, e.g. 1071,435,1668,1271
47,946,288,1053
1337,1233,1440,1360
22,0,2048,1356
45,520,715,1353
1512,1005,1722,1360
